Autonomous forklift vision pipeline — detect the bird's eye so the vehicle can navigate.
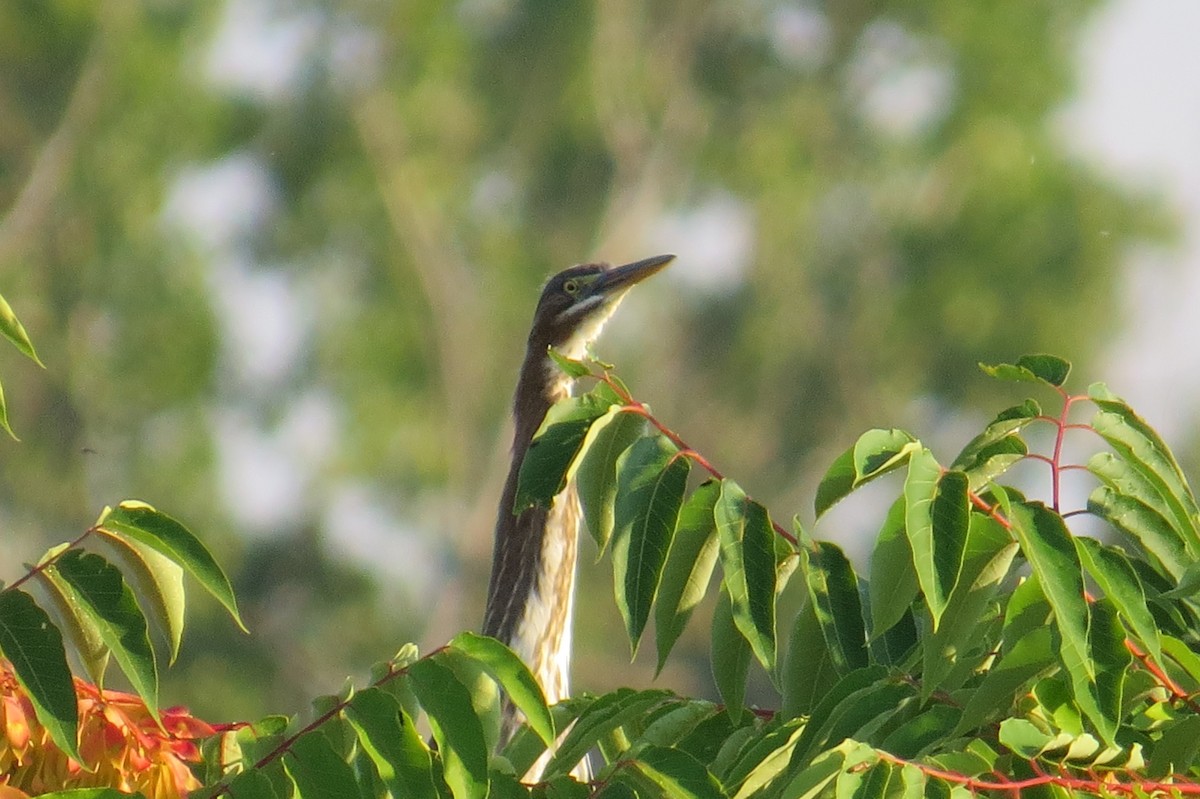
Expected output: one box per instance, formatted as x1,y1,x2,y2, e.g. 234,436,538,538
563,279,579,295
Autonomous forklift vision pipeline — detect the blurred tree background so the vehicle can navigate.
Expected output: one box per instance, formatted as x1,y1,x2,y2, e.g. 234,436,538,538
0,0,1169,722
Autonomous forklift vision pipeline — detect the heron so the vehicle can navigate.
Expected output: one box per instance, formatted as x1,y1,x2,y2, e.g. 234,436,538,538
482,253,674,778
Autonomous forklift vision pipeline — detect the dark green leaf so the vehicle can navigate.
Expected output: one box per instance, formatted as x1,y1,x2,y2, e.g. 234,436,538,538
978,354,1071,386
780,599,839,717
879,705,961,759
952,399,1040,470
90,530,186,664
655,480,721,674
611,435,690,654
920,513,1016,696
721,716,805,796
904,450,969,629
1075,536,1162,665
640,700,720,748
53,550,158,715
514,390,618,512
953,435,1028,491
954,627,1055,736
345,687,438,799
408,656,489,799
544,688,672,779
996,491,1120,744
814,446,854,519
283,730,361,799
867,499,918,638
710,588,751,723
1147,715,1200,778
0,589,79,761
223,768,281,799
802,542,868,675
576,408,646,553
630,745,724,799
448,631,555,746
714,480,777,670
100,501,245,631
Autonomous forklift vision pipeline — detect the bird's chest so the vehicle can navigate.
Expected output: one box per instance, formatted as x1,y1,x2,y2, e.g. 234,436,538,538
511,485,582,704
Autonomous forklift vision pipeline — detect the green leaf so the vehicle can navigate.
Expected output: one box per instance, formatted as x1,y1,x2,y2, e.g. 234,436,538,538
345,687,438,799
90,529,186,664
978,354,1071,387
1087,483,1190,580
547,348,593,378
448,631,555,746
630,745,724,799
37,790,143,799
0,292,44,367
1075,536,1162,665
100,501,245,631
576,408,646,553
655,480,721,674
801,542,868,676
1089,385,1200,552
868,498,918,637
408,656,489,799
904,450,969,629
723,717,805,799
640,700,720,748
880,705,961,759
714,479,777,670
710,588,751,722
920,513,1017,697
952,400,1040,472
996,491,1121,744
1147,714,1200,778
611,435,691,654
544,688,672,779
52,550,158,716
0,589,80,762
225,768,282,799
31,565,110,685
814,429,919,517
514,392,616,512
0,380,15,441
781,598,839,717
283,730,361,799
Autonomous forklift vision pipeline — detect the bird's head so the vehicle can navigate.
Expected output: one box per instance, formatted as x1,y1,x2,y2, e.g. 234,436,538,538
529,254,675,358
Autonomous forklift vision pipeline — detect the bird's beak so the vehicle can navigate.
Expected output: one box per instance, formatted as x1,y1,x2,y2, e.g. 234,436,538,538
594,254,675,296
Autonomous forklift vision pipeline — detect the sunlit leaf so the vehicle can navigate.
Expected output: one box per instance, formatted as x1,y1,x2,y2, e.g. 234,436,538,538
611,435,690,654
1087,483,1190,580
723,717,805,799
714,480,777,669
655,480,721,674
0,292,44,367
547,348,593,378
1076,536,1162,665
100,501,245,631
448,631,554,746
514,392,615,512
575,408,646,553
0,589,80,761
53,550,158,715
408,656,489,799
90,529,186,664
31,566,110,685
1090,384,1200,552
0,381,15,441
345,687,437,799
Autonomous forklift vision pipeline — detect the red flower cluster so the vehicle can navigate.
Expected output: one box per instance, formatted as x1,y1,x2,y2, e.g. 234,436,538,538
0,661,214,798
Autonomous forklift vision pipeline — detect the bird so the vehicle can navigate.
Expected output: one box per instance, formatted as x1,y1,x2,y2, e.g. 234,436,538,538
482,253,674,779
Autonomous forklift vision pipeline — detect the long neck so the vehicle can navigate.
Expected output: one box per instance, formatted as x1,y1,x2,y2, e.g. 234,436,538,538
482,338,576,646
